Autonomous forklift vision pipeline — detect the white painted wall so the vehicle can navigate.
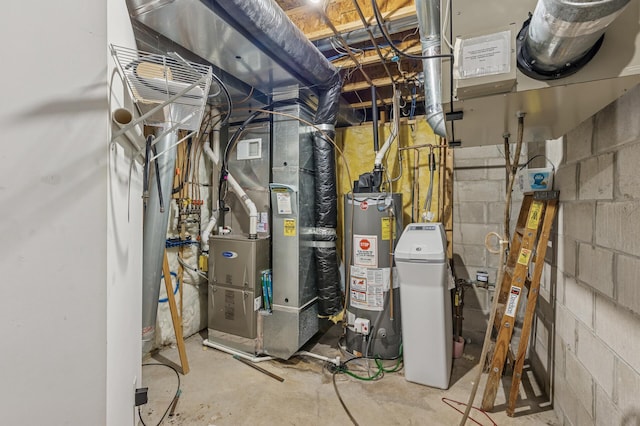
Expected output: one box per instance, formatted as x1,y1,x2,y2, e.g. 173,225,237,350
0,1,142,424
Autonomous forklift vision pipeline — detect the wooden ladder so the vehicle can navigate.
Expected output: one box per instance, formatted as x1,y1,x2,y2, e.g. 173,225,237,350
481,191,559,416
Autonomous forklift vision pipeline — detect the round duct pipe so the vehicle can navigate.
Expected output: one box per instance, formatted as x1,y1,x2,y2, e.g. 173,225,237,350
517,0,631,80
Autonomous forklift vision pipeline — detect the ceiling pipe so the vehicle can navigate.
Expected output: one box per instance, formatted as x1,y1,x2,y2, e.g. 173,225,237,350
415,0,446,137
518,0,631,80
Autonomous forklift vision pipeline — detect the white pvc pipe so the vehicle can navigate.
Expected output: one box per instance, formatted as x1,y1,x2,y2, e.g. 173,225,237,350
374,89,400,167
112,108,145,153
202,136,258,238
294,350,341,367
201,109,221,250
202,339,275,363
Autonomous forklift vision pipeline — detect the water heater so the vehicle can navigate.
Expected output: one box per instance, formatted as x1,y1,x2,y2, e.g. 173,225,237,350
344,192,403,359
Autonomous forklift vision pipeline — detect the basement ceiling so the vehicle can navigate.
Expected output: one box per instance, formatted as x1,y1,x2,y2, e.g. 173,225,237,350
274,0,423,121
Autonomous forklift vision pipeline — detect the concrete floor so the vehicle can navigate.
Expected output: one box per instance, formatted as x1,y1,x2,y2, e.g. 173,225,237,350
140,325,559,426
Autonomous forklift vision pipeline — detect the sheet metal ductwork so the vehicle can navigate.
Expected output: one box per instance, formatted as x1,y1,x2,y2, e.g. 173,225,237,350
518,0,632,79
141,130,178,355
416,0,446,137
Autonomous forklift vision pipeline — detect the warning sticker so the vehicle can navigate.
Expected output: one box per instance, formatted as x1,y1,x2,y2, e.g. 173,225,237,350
349,266,384,311
381,217,396,241
527,201,543,229
283,218,296,237
517,248,532,265
505,286,521,317
360,200,369,211
353,234,378,267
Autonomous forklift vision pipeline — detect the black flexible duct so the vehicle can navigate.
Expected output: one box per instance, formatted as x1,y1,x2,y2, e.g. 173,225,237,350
207,0,344,315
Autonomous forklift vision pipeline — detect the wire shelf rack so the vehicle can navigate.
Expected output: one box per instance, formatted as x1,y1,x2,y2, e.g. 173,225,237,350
110,44,212,132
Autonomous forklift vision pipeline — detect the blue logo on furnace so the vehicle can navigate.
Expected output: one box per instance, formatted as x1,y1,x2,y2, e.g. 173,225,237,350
222,251,238,259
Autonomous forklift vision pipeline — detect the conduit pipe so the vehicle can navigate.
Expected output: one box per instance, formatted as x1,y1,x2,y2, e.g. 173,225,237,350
374,88,400,167
519,0,631,79
141,128,178,355
207,0,344,315
202,339,275,363
416,0,446,137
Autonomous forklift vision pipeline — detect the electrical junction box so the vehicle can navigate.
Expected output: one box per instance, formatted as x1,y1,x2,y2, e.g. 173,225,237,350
453,25,517,100
354,318,370,335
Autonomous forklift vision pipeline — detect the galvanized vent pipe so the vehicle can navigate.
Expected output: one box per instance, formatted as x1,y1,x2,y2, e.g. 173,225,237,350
416,0,446,137
518,0,631,80
141,129,178,355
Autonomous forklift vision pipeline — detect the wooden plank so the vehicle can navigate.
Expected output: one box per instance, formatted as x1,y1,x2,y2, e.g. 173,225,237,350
506,200,558,416
163,250,190,374
342,73,418,92
304,4,417,41
332,44,421,68
482,207,539,411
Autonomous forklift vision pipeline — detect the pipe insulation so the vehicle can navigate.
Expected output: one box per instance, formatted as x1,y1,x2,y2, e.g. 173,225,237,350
208,0,344,315
141,129,178,355
416,0,446,137
519,0,631,79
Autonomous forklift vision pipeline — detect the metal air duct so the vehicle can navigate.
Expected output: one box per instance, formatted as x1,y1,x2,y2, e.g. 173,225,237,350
141,130,178,355
518,0,632,79
416,0,446,137
197,0,345,316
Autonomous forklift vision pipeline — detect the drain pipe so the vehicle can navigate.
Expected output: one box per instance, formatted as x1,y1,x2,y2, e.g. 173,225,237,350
373,88,400,168
518,0,631,79
416,0,446,137
141,128,178,355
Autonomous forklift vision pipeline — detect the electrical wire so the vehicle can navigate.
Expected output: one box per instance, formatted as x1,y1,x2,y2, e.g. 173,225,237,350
442,398,497,426
370,0,453,61
138,363,181,426
209,71,232,126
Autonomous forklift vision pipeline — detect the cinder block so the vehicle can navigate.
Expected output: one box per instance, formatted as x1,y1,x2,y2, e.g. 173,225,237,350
594,84,640,153
595,201,640,257
566,350,595,417
558,236,577,277
578,244,614,298
579,153,614,200
453,201,486,224
594,296,640,373
455,223,501,246
565,276,594,327
454,244,487,269
577,322,614,397
555,372,594,426
595,384,622,426
563,202,595,243
454,158,487,181
454,180,503,202
566,117,594,163
557,303,577,352
454,145,504,161
616,254,640,315
555,163,578,201
615,358,640,413
617,141,640,200
555,333,567,382
486,165,508,181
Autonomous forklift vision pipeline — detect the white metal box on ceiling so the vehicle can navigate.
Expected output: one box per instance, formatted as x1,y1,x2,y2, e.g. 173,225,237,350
441,0,640,147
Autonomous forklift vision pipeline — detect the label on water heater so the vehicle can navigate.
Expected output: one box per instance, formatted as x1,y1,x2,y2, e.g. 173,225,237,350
349,265,384,311
353,234,378,267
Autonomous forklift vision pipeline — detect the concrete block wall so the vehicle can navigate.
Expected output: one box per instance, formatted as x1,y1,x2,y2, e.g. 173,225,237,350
453,144,527,283
532,85,640,426
452,144,527,342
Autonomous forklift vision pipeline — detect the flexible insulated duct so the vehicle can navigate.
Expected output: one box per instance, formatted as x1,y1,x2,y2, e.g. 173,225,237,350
205,0,344,315
141,129,178,355
416,0,446,137
518,0,631,79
